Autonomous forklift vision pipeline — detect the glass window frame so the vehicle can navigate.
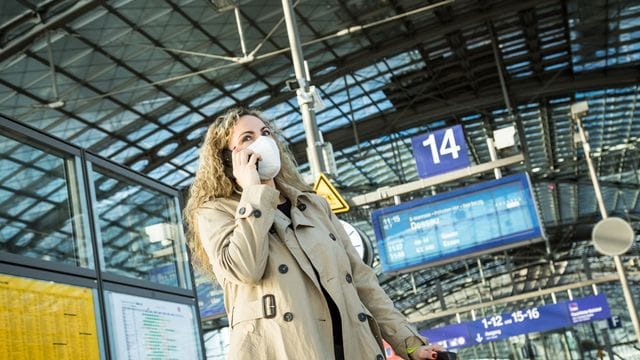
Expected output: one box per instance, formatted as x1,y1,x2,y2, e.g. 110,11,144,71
0,114,204,360
0,115,95,274
85,153,194,295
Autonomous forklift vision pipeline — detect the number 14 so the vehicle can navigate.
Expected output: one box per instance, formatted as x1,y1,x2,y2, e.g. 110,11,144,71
422,128,461,164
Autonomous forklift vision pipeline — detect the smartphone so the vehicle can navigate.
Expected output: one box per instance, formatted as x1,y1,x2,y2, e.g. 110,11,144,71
222,149,233,167
221,149,259,180
222,149,234,179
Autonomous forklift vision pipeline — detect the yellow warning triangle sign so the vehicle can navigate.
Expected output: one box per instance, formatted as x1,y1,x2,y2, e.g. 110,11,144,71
313,173,350,214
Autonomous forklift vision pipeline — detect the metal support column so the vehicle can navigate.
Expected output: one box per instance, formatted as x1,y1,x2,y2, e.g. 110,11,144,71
490,25,514,118
562,331,574,360
486,138,502,179
600,328,615,360
281,0,326,179
573,113,640,344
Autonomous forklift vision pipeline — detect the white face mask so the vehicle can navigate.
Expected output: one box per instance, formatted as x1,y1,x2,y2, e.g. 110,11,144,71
247,136,281,180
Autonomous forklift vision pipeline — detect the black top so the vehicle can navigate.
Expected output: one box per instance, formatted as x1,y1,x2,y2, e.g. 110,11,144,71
277,198,292,218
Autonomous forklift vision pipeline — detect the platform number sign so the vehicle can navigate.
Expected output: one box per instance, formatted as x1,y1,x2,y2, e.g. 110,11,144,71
411,125,470,178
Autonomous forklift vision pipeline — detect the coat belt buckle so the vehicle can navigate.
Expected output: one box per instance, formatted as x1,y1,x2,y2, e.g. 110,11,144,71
262,294,276,319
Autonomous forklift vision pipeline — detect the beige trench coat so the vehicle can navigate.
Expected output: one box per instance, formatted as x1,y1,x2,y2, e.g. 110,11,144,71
196,182,426,360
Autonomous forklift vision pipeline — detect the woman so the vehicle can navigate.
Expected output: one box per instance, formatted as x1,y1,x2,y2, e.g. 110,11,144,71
184,107,442,360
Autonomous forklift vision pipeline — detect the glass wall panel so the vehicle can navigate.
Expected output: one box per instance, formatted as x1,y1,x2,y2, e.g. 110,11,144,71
89,165,190,289
203,328,229,360
0,132,93,267
195,271,225,321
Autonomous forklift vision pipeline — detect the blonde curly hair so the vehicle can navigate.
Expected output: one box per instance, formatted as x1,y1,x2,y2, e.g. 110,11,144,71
183,107,311,280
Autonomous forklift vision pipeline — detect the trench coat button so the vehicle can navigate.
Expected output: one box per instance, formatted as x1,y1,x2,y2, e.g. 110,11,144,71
283,312,294,322
329,233,336,241
238,207,246,215
278,264,289,274
253,209,262,218
345,274,352,283
297,203,306,211
357,312,367,322
376,355,384,360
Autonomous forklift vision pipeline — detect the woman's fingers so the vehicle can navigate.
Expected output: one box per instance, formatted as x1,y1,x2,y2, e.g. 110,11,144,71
231,148,261,188
233,148,260,165
247,152,260,166
412,345,440,360
426,347,436,359
232,148,246,167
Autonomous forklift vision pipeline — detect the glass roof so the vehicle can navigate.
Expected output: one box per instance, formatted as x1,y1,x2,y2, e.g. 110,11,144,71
1,0,640,350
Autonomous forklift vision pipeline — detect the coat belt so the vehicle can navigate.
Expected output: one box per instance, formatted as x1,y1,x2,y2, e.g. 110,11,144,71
231,295,276,326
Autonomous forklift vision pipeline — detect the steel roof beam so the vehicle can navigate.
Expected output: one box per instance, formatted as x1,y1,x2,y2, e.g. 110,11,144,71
290,65,640,164
240,0,556,111
519,8,544,79
123,0,554,176
0,0,106,62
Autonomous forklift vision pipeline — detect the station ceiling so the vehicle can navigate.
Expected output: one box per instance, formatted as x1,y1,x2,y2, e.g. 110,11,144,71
1,0,639,334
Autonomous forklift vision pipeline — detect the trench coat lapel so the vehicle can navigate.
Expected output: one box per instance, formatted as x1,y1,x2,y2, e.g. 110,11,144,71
290,205,314,228
272,198,322,292
275,180,316,238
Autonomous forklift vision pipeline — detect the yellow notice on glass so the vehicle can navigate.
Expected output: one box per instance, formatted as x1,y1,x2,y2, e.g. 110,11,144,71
0,273,100,360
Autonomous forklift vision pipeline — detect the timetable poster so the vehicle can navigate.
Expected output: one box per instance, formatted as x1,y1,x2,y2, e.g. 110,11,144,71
106,291,201,360
0,273,100,360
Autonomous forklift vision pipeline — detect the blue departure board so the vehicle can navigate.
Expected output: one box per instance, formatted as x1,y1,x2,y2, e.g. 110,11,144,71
421,294,611,349
371,173,544,273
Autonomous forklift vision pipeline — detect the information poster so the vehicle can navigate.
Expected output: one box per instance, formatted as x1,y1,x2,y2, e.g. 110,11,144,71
0,273,100,359
372,173,544,273
106,291,201,360
422,294,611,349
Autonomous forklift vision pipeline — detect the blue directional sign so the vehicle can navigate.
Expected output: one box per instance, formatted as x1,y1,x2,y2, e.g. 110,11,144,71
412,125,470,178
371,173,544,273
421,294,611,350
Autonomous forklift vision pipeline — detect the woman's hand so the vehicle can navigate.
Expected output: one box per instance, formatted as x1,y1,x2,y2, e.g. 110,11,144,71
410,344,444,360
232,147,261,189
